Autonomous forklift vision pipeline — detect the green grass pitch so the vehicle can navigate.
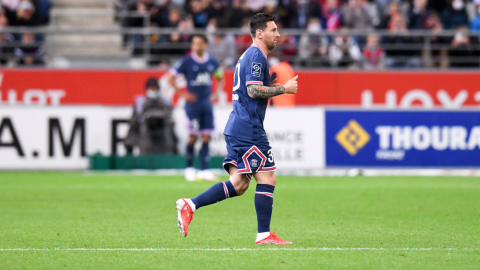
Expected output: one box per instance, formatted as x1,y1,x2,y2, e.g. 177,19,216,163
0,172,479,269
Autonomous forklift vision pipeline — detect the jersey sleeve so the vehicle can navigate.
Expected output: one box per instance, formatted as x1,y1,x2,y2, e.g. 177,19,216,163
245,51,267,86
169,57,188,76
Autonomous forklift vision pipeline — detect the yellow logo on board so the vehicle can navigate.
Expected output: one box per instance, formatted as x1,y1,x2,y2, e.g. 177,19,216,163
335,120,370,156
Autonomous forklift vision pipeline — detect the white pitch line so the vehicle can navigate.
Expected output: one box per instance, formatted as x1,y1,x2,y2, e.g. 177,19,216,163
0,248,477,251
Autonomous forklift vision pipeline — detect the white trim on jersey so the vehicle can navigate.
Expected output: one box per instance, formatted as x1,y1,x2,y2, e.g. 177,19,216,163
169,68,178,76
251,43,268,59
246,81,263,85
191,52,210,64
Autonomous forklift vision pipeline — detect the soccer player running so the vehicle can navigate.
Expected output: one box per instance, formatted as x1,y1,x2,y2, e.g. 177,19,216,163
176,13,298,245
168,35,225,182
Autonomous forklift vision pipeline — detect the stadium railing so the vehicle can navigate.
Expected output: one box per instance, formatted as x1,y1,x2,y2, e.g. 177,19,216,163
0,23,479,69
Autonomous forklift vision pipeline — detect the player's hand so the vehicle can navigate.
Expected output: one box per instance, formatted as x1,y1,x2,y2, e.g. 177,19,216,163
183,92,197,102
270,78,281,87
209,93,218,104
284,75,298,94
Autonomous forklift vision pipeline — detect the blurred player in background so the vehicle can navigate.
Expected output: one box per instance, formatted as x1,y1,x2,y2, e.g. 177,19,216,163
176,13,298,245
168,34,224,182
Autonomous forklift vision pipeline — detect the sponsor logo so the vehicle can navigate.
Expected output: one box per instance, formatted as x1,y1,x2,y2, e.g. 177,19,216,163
251,62,262,77
335,120,370,156
250,159,259,168
375,125,480,160
191,72,211,86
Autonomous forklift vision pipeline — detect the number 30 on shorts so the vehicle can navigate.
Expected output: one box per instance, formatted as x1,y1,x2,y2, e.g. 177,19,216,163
267,149,274,163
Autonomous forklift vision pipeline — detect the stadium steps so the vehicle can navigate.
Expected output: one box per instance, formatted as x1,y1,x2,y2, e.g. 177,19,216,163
50,0,111,8
46,0,141,68
47,8,129,57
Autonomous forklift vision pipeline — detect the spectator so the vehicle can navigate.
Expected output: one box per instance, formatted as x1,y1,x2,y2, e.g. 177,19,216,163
226,0,253,28
125,0,163,55
270,21,297,63
428,0,449,14
298,17,329,66
328,28,362,68
322,0,342,31
408,0,429,29
363,33,385,69
441,0,470,30
205,0,230,26
448,25,480,68
164,17,193,58
377,0,400,15
246,0,267,12
1,0,20,11
285,0,322,29
379,1,400,29
189,0,209,28
0,9,13,65
126,0,161,28
342,0,374,30
14,32,44,66
35,0,50,25
426,12,450,68
1,0,20,25
384,13,422,68
235,18,253,55
470,0,480,31
14,0,41,26
166,7,181,27
263,0,279,16
208,34,236,68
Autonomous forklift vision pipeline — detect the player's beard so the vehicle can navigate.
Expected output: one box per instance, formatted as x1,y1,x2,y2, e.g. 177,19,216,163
266,40,276,51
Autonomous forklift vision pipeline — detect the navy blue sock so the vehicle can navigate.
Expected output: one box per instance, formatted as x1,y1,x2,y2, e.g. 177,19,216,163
255,184,275,233
186,143,195,168
191,181,237,210
199,142,210,170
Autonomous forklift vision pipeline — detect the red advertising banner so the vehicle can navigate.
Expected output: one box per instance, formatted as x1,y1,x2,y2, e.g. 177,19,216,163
294,71,480,108
0,69,479,108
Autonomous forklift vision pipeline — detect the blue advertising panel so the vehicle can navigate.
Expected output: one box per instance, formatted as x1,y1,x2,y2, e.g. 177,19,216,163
326,111,480,167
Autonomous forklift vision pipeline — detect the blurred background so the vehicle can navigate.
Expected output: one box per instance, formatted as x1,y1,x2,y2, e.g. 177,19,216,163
0,0,479,174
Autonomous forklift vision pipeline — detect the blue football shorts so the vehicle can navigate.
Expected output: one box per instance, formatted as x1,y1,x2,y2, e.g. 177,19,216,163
223,135,276,180
185,103,214,135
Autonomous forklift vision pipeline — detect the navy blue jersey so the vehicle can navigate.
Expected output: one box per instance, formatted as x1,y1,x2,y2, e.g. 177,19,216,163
171,53,221,105
224,44,271,141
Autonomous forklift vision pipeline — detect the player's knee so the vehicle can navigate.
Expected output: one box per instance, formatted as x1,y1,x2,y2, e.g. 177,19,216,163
258,173,276,186
188,135,197,145
232,177,249,196
235,183,249,196
270,175,277,187
201,135,210,143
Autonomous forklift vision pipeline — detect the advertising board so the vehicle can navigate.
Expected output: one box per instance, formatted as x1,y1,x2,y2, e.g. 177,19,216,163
326,110,480,167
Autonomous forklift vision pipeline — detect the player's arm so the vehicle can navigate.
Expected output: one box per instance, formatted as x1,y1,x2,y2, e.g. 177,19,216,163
215,67,225,94
247,75,298,99
168,69,197,102
210,66,225,103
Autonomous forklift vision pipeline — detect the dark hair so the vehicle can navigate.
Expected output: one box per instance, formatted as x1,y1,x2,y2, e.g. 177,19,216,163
249,13,275,38
191,34,208,44
145,77,159,90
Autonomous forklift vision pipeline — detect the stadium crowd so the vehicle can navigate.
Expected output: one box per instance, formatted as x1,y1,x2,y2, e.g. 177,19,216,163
0,0,50,66
118,0,480,69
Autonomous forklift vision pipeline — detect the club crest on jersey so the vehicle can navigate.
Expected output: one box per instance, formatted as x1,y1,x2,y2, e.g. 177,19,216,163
250,159,259,168
251,62,262,77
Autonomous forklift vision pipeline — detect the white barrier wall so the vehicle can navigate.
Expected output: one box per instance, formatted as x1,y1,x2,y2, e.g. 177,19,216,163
0,106,326,170
0,106,132,169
